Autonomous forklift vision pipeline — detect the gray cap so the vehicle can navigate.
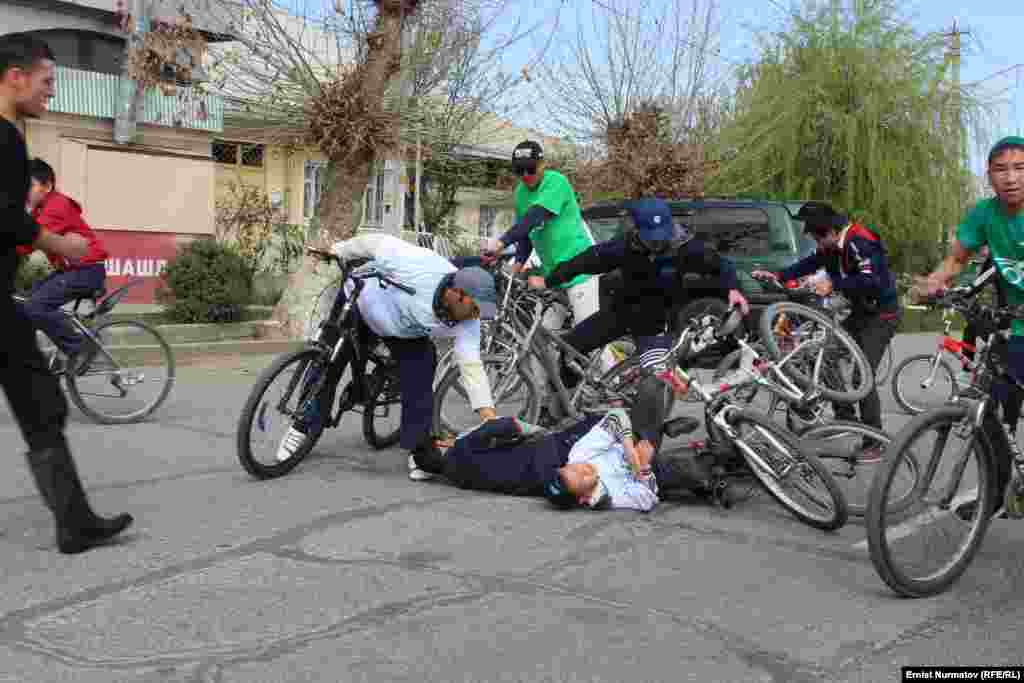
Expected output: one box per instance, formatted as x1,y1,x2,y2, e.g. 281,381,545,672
450,266,498,319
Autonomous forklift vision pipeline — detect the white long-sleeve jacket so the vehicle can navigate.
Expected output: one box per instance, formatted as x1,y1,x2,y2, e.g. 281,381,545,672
332,233,493,410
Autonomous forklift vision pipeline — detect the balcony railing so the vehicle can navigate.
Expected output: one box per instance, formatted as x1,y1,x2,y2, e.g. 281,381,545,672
49,66,224,133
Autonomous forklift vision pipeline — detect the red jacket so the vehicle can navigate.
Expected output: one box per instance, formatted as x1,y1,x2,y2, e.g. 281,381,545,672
17,192,109,270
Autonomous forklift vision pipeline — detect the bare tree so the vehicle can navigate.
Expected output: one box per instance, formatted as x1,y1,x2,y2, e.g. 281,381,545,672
534,0,724,146
196,0,554,337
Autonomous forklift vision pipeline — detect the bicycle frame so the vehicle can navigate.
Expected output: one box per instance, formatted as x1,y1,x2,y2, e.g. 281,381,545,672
492,292,615,417
286,261,411,428
12,278,145,377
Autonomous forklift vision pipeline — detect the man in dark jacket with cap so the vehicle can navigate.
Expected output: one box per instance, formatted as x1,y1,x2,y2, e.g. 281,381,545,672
752,202,901,439
539,197,748,441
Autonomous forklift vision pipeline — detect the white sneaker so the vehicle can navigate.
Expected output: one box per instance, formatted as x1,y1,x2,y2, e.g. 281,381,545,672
408,454,434,481
276,427,307,463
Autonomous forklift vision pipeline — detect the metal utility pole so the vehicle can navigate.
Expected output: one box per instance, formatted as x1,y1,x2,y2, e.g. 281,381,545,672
942,20,970,247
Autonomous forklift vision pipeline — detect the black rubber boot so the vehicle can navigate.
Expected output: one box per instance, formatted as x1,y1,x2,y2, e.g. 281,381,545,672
26,445,133,554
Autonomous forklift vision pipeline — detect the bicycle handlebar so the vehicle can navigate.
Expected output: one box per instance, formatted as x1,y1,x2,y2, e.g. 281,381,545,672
306,247,416,295
921,287,1024,327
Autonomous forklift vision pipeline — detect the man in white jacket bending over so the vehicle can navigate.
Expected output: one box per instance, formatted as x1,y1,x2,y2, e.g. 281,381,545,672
278,233,499,481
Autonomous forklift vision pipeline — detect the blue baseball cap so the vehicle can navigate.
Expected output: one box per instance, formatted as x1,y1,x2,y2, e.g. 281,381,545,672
450,266,498,319
624,198,675,254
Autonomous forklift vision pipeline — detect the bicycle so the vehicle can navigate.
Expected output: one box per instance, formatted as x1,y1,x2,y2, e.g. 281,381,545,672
742,276,877,409
432,287,660,437
866,284,1024,597
890,287,999,415
658,306,849,530
13,277,175,424
236,249,410,479
703,307,908,515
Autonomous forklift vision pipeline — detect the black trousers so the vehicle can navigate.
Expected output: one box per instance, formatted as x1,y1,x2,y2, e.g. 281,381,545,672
383,336,437,451
834,309,900,430
0,305,69,452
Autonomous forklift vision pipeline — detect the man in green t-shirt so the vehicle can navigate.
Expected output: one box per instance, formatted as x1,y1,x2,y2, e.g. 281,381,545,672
482,140,614,378
923,135,1024,517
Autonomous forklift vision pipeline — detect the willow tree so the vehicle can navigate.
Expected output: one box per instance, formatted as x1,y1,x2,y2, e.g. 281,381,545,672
708,0,994,273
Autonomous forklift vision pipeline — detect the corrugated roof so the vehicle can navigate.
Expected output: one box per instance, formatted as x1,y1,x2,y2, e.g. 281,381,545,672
49,66,224,132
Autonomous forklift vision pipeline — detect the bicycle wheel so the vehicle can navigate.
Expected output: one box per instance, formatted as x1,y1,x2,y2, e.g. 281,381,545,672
433,354,540,436
66,319,175,424
866,404,995,597
237,348,330,479
675,297,734,368
727,409,848,531
875,342,894,386
891,353,958,416
801,421,918,517
758,301,874,404
362,367,401,449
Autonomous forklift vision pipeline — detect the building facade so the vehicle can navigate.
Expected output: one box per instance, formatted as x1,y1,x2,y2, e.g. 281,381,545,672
3,1,569,302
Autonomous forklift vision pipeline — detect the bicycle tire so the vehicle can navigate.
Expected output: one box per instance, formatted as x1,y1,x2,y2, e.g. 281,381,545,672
237,347,330,479
758,301,874,404
675,297,734,368
362,368,401,449
801,421,918,517
875,342,894,386
433,354,540,436
890,353,958,416
866,404,995,597
727,409,849,531
65,319,175,424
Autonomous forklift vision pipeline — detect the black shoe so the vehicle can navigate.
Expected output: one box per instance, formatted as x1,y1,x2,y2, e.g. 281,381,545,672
26,444,133,554
663,417,700,439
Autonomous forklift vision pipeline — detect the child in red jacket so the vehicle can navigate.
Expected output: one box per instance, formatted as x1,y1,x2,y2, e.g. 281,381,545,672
18,158,108,372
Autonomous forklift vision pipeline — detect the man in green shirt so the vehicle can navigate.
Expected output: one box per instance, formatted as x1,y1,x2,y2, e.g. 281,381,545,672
482,140,614,384
923,135,1024,518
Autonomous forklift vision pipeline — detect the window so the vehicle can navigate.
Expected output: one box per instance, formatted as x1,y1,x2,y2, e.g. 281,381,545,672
212,140,264,168
478,206,498,237
687,208,786,258
586,217,623,244
304,161,327,219
32,30,124,75
363,164,393,227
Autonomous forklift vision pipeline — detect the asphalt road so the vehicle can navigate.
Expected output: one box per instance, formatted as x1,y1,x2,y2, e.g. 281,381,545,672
1,333,1022,682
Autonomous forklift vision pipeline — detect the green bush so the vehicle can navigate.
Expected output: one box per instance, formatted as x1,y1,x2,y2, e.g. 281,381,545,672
15,255,52,293
157,238,252,323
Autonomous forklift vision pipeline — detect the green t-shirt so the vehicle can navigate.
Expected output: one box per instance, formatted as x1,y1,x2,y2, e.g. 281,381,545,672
956,197,1024,336
514,170,593,289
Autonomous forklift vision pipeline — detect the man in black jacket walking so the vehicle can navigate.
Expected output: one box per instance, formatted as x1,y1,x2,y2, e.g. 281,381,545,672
0,33,132,554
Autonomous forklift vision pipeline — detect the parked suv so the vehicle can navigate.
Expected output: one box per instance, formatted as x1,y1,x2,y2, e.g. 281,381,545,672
583,197,816,362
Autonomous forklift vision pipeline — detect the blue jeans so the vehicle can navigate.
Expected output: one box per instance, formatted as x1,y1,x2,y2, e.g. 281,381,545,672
19,265,106,356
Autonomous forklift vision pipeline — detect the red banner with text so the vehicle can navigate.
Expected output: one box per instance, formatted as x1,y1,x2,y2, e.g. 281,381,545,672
96,230,180,304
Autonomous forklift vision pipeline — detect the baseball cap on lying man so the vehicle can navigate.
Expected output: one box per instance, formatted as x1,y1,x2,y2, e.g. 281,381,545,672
448,266,498,319
544,477,578,509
